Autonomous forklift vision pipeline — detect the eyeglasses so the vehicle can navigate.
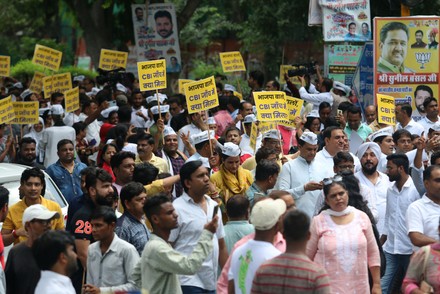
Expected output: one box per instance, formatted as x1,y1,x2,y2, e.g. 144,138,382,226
322,175,343,186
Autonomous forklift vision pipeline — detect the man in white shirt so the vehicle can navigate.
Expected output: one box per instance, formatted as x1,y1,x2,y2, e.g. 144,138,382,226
380,154,420,294
169,160,228,293
355,142,392,235
186,130,216,164
276,132,326,218
84,206,139,293
406,165,440,247
34,231,78,294
419,97,440,134
239,114,262,156
130,90,151,128
395,103,424,136
315,126,360,178
228,198,285,294
298,76,333,111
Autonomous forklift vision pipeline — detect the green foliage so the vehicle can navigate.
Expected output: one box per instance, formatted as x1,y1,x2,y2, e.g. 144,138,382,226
189,59,224,80
10,60,96,84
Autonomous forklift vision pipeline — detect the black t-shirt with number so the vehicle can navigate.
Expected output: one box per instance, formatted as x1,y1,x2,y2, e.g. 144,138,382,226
69,198,96,241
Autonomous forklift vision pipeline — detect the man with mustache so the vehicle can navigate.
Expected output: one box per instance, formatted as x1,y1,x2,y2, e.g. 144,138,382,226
154,10,173,38
377,21,414,74
355,142,392,235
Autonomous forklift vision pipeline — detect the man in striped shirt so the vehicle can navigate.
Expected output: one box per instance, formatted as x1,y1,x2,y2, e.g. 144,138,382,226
251,210,331,294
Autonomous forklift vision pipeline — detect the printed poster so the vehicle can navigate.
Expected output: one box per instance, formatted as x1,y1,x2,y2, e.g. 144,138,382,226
321,0,371,42
374,17,440,122
352,42,374,109
325,44,364,85
131,3,181,74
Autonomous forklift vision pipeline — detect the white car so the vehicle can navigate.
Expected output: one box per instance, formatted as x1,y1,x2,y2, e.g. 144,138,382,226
0,163,69,223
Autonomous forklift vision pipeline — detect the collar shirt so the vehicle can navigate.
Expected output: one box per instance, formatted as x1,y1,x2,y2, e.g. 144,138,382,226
276,155,329,218
86,235,139,292
116,211,151,256
240,134,262,156
299,87,333,112
377,57,414,74
35,270,76,294
396,119,424,136
406,194,440,248
245,182,267,207
383,177,421,254
419,116,440,134
355,170,392,235
314,147,361,177
169,192,225,291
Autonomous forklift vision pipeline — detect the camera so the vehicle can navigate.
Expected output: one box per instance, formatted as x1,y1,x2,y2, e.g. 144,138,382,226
287,63,317,77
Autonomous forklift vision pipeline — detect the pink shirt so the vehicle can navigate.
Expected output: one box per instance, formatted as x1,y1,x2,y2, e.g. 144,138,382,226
277,125,295,155
306,209,380,294
214,110,234,137
217,232,286,294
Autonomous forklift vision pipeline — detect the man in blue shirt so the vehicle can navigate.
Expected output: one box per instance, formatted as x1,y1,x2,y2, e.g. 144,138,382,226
46,139,86,204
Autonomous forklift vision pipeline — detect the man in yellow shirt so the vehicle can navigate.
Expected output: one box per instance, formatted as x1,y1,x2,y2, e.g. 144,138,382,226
1,168,64,246
135,133,169,173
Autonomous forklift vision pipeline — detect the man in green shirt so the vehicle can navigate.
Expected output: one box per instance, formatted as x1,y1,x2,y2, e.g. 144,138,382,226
131,195,218,294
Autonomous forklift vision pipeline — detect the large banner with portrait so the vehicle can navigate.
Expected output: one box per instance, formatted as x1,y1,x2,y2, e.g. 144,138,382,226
325,44,364,86
131,3,181,74
374,17,440,122
320,0,371,42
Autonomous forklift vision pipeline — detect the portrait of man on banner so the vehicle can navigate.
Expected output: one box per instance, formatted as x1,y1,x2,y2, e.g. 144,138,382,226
377,21,414,74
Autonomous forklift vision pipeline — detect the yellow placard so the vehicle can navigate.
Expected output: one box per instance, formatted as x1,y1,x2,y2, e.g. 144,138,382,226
0,56,10,77
184,76,219,114
64,87,80,113
254,91,289,122
178,79,193,94
29,72,46,94
11,102,39,125
377,94,396,125
233,91,243,100
279,97,304,128
42,73,72,99
249,122,258,152
259,121,276,134
219,51,246,72
279,65,295,84
31,44,62,72
0,97,16,124
98,49,128,70
138,59,167,91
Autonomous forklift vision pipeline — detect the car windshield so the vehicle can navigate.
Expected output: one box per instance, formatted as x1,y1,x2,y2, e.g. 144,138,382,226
1,176,67,208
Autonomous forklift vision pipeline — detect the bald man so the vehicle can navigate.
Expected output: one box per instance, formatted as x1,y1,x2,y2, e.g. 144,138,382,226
366,105,388,132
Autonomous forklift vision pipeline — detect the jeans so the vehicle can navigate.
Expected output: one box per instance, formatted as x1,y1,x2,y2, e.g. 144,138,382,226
380,251,411,294
181,286,216,294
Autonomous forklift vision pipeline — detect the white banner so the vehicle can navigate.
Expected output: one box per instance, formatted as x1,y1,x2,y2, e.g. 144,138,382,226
320,0,371,42
131,3,182,74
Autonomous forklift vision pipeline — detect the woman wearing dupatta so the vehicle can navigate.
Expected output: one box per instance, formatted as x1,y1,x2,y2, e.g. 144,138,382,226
210,142,253,205
23,117,45,162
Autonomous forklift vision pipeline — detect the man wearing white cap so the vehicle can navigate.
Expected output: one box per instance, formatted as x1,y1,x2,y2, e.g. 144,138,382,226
5,204,60,294
242,129,284,171
39,104,76,167
178,112,207,156
228,198,285,294
223,84,236,96
149,104,171,150
156,126,187,198
370,127,395,173
239,114,262,156
276,132,328,218
186,130,216,165
355,142,392,234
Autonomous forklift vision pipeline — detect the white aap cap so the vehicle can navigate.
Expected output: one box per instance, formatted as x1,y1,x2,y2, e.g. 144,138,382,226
300,131,318,145
51,105,64,116
101,106,119,118
262,129,280,140
207,117,216,125
150,105,170,115
146,93,168,104
191,130,215,145
116,83,128,94
224,84,236,92
163,126,176,137
243,114,257,124
222,142,241,157
370,126,394,142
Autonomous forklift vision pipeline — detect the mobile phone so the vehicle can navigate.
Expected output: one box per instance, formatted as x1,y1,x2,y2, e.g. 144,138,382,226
108,100,117,107
212,206,219,219
337,109,343,116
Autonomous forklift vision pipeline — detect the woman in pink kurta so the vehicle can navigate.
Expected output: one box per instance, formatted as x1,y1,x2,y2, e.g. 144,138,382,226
306,180,381,294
